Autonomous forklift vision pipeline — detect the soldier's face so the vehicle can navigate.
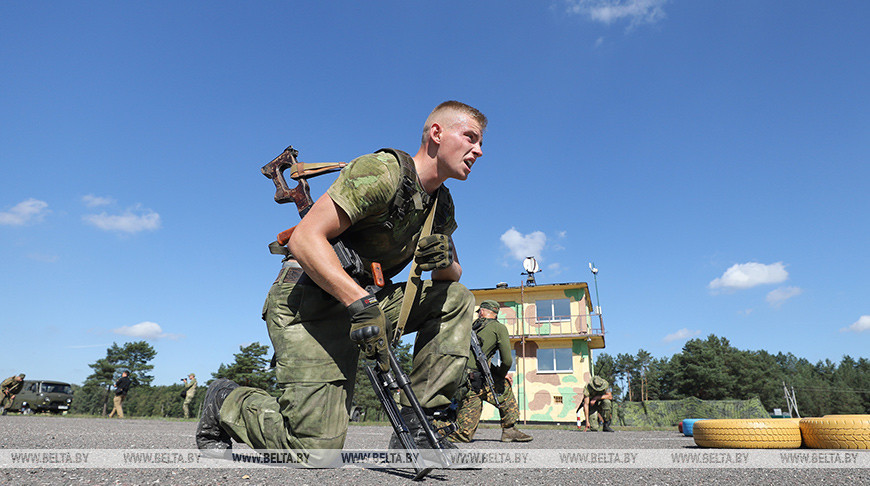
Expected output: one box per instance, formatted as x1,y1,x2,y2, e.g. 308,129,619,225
435,114,483,181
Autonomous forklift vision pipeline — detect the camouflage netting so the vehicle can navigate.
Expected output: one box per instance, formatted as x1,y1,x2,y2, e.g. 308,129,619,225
615,397,770,427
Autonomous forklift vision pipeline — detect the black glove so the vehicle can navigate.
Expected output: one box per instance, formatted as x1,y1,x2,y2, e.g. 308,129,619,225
347,294,390,371
414,234,453,271
491,365,507,394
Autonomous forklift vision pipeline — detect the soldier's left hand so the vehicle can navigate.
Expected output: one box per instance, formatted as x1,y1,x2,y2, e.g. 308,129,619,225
415,234,453,271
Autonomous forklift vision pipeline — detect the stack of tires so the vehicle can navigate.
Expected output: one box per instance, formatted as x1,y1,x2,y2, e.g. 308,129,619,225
690,415,869,449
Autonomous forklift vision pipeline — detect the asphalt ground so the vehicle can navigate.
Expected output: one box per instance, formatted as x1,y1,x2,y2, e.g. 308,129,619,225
0,415,867,485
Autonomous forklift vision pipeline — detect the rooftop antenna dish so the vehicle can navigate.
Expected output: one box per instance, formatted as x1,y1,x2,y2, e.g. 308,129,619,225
522,256,541,286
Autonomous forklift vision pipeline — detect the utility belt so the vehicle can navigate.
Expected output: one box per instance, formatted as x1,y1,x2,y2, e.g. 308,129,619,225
274,260,307,285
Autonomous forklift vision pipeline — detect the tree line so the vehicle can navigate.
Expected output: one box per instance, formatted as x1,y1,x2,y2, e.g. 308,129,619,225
70,340,412,420
593,334,870,417
70,334,869,419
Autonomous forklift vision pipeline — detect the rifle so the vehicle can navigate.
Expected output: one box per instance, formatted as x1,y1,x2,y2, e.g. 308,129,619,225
469,330,501,408
261,145,448,478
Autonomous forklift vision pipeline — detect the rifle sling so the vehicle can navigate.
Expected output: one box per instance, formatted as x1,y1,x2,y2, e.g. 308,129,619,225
289,161,347,180
392,190,439,346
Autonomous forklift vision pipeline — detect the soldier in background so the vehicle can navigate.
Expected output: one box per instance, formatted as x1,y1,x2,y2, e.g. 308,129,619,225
448,300,532,443
1,373,25,415
578,375,614,432
181,373,197,419
108,371,131,418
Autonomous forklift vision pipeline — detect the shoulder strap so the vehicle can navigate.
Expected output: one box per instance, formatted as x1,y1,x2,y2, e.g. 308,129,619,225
391,189,439,346
375,148,424,229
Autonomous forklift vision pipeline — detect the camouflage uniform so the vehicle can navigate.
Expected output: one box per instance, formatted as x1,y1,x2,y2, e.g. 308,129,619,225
451,381,522,442
182,375,197,419
1,375,25,412
582,376,612,429
449,315,524,442
218,151,473,464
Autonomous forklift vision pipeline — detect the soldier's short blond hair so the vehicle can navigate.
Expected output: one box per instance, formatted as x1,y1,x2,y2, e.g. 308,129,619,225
422,101,487,144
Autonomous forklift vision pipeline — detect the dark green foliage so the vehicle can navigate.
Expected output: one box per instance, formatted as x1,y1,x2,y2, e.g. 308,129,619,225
122,385,207,418
211,342,277,393
594,334,869,416
71,382,109,415
71,333,868,419
592,352,619,397
351,340,413,422
106,341,157,387
74,341,157,415
671,335,734,400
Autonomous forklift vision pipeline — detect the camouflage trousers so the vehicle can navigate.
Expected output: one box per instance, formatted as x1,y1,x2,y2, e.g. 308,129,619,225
218,264,473,465
587,398,613,427
448,378,519,443
183,394,195,419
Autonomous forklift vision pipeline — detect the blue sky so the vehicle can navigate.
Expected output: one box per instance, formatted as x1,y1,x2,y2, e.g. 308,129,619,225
2,1,867,386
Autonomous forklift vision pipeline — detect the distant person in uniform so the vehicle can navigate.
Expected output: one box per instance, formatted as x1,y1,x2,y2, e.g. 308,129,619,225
109,371,131,418
1,373,25,415
181,373,197,419
578,375,614,432
448,300,532,443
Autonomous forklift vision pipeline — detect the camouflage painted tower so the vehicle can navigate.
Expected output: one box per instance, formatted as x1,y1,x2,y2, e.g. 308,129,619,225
470,281,605,423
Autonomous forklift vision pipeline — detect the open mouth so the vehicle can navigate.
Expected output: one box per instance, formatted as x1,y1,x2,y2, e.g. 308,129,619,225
464,159,474,169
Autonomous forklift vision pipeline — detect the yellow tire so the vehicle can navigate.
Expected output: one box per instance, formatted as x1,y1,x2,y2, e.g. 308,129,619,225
693,419,802,449
800,415,870,449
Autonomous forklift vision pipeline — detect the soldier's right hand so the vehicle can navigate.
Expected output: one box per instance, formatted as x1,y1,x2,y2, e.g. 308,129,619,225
414,234,453,271
347,294,390,371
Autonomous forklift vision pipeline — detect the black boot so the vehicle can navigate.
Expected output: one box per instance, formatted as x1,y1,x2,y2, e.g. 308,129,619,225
388,407,458,450
602,420,614,432
195,378,239,456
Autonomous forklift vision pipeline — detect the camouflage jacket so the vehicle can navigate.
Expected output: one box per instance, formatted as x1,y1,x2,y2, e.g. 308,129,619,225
183,377,197,397
1,376,24,396
326,149,457,280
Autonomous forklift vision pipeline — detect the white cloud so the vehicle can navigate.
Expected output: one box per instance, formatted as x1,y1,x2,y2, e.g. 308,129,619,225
766,286,803,308
565,0,668,28
709,262,788,290
841,315,870,333
82,194,115,207
500,227,547,261
83,206,161,234
0,198,49,225
112,321,182,340
663,328,701,343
